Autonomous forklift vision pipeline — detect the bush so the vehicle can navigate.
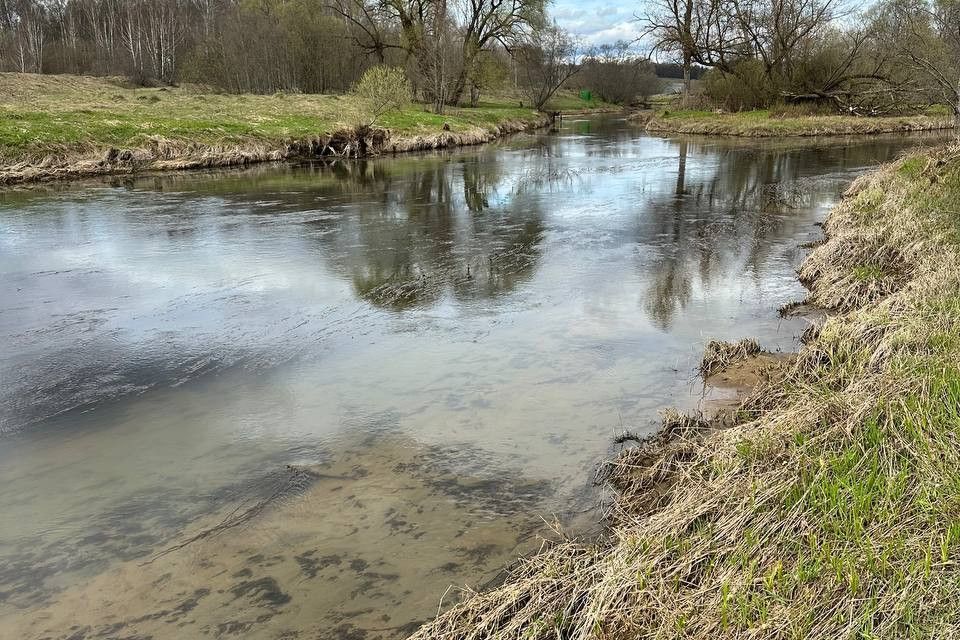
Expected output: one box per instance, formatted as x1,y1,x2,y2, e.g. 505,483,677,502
580,57,664,105
352,66,411,127
702,60,776,111
925,104,953,117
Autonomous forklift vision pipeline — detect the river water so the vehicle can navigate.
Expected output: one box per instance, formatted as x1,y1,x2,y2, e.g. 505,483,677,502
0,117,945,639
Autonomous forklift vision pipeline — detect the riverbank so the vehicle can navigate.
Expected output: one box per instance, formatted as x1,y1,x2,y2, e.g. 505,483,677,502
635,108,956,137
409,145,960,637
0,73,602,184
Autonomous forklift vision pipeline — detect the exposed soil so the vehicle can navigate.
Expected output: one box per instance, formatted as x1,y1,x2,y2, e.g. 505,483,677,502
705,352,796,396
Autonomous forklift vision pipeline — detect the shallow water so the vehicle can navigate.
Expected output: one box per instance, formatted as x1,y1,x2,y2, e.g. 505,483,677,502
0,117,946,639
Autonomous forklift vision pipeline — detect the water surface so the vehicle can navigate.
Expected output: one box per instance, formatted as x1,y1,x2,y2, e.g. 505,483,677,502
0,117,944,639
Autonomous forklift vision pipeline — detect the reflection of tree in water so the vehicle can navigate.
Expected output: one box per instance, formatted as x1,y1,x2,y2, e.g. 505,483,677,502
64,125,935,320
314,152,549,310
83,152,550,311
638,137,920,329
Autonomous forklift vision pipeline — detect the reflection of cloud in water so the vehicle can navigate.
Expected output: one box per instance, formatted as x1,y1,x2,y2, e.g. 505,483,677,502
0,118,952,640
631,134,946,329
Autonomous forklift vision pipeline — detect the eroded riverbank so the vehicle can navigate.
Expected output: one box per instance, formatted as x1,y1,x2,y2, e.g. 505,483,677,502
0,118,951,639
0,115,553,186
410,144,960,638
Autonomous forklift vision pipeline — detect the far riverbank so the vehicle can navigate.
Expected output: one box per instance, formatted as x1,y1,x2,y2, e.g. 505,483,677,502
632,107,955,137
0,73,619,185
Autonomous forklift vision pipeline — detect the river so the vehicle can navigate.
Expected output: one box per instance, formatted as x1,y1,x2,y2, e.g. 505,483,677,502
0,116,946,639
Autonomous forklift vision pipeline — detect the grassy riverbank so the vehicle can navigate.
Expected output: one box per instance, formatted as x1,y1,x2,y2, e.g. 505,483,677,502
639,108,955,137
0,73,611,183
410,146,960,637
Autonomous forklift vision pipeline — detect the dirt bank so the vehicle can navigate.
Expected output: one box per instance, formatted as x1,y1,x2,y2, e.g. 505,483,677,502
408,145,960,638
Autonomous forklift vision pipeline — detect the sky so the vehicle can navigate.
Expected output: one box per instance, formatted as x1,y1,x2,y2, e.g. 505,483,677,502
552,0,871,49
552,1,646,47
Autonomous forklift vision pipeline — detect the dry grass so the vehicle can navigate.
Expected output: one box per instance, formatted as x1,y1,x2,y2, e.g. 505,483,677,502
700,338,762,377
642,109,956,137
410,145,960,638
0,72,550,183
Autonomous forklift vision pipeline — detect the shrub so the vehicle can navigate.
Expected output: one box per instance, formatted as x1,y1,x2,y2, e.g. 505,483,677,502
702,60,776,111
925,104,953,117
352,66,411,127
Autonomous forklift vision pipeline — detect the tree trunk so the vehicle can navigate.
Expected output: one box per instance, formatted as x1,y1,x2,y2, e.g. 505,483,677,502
681,0,693,109
447,68,466,106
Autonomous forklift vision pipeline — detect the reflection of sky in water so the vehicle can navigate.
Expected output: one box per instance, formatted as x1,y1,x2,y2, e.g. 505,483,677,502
0,117,948,638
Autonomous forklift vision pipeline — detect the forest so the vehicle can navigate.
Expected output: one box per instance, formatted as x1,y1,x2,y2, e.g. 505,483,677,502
0,0,958,115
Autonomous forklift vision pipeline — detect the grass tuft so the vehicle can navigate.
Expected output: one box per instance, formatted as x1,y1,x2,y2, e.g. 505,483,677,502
700,338,762,377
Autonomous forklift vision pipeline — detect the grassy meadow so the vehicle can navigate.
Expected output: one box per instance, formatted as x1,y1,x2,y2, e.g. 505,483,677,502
0,73,563,164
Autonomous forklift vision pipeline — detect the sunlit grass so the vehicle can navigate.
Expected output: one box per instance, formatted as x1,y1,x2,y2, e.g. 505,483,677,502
410,144,960,638
0,72,569,162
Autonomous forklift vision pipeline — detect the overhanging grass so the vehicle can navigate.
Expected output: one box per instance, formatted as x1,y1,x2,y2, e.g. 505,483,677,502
410,146,960,638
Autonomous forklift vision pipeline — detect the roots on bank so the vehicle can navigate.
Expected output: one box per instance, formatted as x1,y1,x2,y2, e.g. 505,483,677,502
411,146,960,638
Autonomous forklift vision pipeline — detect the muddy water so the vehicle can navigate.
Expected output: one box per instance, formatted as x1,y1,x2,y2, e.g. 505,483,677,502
0,117,946,639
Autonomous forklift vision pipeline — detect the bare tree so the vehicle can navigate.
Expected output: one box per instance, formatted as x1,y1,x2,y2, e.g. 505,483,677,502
580,41,664,104
731,0,840,76
327,0,402,63
329,0,542,105
878,0,960,125
515,24,578,110
641,0,840,105
7,0,45,72
639,0,740,104
448,0,546,103
641,0,702,105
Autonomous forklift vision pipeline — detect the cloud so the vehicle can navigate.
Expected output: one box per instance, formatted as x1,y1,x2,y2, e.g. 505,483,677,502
551,1,644,46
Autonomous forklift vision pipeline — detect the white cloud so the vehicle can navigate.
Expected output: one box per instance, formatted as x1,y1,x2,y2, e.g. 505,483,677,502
551,1,645,46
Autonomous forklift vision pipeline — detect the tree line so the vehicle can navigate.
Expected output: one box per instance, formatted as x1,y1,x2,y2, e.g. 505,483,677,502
642,0,960,118
1,0,399,93
0,0,675,111
4,0,956,118
0,0,573,108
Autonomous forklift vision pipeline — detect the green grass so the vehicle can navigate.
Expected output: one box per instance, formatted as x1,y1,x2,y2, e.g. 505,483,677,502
643,108,955,137
0,72,549,162
410,145,960,638
852,264,887,280
542,90,617,112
